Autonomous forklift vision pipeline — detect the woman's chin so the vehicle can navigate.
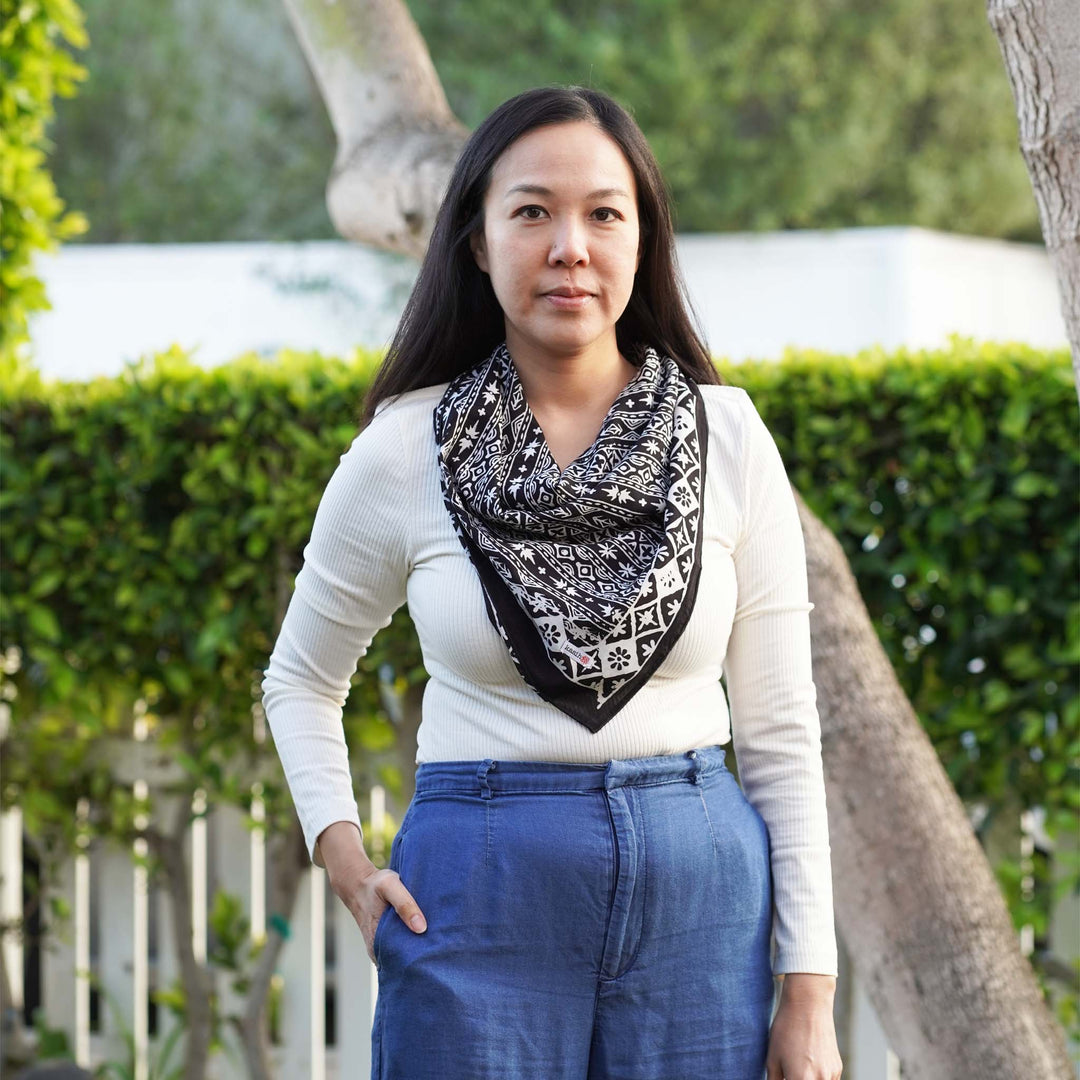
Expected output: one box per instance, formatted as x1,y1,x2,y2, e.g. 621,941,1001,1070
511,320,615,357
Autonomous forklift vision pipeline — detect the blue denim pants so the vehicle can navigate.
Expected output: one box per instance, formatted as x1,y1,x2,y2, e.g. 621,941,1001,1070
370,743,775,1079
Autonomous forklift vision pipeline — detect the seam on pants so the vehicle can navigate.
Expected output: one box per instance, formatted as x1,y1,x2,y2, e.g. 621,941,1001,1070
588,974,604,1070
372,1000,383,1079
596,789,620,980
485,798,492,871
697,779,719,858
601,786,649,982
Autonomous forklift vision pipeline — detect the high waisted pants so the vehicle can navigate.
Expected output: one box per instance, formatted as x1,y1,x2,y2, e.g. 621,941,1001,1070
370,743,776,1079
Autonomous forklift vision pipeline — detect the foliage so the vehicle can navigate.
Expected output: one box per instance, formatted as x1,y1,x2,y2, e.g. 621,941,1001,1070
0,344,411,863
1,336,1075,1035
411,0,1039,241
30,1007,75,1057
48,0,335,243
720,338,1077,830
88,968,188,1080
47,0,1040,244
0,0,90,372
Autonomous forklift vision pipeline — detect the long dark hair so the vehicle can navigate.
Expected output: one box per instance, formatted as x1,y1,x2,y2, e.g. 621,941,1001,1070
359,85,722,427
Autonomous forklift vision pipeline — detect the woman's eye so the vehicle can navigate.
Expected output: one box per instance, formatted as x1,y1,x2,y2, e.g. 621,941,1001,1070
515,206,622,222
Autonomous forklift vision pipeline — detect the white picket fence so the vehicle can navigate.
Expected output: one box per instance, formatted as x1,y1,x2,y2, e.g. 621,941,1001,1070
4,790,383,1079
0,785,915,1080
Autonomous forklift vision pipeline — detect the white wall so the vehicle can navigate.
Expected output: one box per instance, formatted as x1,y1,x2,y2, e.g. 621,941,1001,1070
26,226,1066,383
676,226,1066,360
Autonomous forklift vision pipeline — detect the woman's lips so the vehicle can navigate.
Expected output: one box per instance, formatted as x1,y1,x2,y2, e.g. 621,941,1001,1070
543,292,593,310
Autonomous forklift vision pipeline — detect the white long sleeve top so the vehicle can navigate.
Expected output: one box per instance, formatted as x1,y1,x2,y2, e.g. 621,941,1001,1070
261,380,838,976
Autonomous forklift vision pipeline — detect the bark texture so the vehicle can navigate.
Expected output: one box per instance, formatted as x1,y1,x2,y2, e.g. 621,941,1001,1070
280,0,468,257
145,800,215,1080
797,489,1073,1076
236,818,310,1080
987,0,1080,398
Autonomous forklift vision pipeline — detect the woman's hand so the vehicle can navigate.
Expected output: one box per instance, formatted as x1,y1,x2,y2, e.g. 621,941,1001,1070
766,973,843,1079
317,821,427,967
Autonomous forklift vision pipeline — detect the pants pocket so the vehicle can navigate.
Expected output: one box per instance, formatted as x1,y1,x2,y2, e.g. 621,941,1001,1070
373,823,408,969
700,770,773,917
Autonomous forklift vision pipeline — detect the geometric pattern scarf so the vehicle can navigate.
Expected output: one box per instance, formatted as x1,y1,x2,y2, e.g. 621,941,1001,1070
433,341,709,733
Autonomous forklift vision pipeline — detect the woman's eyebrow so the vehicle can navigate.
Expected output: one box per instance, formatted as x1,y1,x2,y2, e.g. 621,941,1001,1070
502,183,633,201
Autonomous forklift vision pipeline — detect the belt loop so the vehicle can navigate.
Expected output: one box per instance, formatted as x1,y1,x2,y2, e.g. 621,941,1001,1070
477,759,498,799
687,749,702,785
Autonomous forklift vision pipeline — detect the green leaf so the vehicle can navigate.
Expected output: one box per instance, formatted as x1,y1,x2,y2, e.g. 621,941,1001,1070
1010,472,1043,498
27,601,61,641
28,568,64,598
999,397,1031,440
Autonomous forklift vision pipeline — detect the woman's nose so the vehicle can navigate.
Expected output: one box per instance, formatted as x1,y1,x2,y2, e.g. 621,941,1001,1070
548,218,590,267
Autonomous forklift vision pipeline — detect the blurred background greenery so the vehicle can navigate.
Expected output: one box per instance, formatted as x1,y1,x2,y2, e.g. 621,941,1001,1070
50,0,1041,244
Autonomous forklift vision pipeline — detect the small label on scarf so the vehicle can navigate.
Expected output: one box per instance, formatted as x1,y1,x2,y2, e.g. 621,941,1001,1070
560,641,594,667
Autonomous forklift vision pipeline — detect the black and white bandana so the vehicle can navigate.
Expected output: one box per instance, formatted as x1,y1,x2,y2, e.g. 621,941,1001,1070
433,341,709,733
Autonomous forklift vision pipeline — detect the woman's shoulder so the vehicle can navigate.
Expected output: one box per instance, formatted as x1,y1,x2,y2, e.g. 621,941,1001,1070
372,382,452,420
697,382,754,444
697,382,750,409
367,383,451,451
357,384,451,480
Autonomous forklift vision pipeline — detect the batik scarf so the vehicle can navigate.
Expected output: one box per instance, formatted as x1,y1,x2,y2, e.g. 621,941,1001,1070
433,341,709,733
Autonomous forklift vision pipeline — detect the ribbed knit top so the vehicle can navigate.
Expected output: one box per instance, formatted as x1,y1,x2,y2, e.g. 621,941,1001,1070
261,381,838,976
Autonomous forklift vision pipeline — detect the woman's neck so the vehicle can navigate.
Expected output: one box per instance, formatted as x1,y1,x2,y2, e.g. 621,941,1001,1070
506,333,638,417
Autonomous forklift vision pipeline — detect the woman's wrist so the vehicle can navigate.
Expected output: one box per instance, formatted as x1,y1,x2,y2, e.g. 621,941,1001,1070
778,972,837,1005
315,820,368,870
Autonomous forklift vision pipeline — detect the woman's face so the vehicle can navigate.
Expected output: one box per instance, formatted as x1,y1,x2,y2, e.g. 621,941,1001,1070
470,120,642,362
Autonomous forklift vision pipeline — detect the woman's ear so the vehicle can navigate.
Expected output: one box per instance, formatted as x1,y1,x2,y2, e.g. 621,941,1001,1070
470,230,489,274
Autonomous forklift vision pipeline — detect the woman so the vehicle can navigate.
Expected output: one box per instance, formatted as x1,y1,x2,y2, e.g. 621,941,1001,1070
262,85,843,1080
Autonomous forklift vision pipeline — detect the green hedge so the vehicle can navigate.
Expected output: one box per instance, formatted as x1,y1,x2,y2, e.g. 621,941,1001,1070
1,336,1076,993
731,337,1078,992
733,339,1076,824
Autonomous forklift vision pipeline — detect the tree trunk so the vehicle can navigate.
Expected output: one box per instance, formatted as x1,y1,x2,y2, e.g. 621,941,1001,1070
280,0,468,257
236,817,309,1080
147,800,215,1080
797,489,1073,1076
986,0,1080,400
280,0,1077,1074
